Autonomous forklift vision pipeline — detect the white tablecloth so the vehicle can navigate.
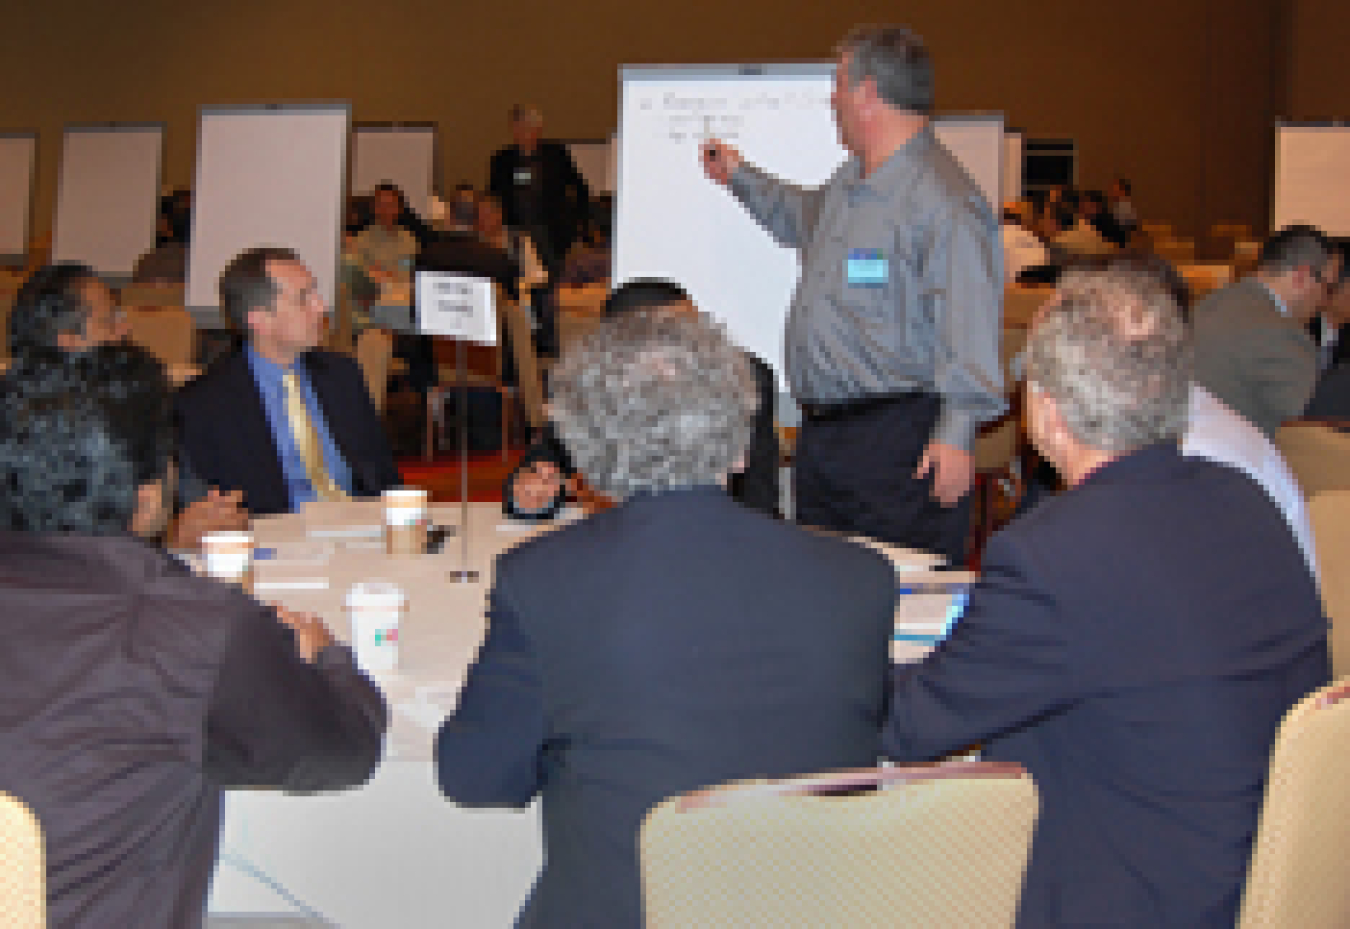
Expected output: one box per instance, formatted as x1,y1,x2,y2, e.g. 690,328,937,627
207,500,964,927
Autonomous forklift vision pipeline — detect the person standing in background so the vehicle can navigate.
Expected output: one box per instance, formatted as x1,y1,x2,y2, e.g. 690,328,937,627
489,105,591,276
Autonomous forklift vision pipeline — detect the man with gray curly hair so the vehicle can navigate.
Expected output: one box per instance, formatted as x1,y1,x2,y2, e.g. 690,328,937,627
884,264,1327,928
437,309,896,929
548,310,755,498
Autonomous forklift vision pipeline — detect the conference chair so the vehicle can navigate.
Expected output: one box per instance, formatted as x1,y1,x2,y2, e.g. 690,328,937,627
1275,419,1350,498
1152,237,1196,264
1307,491,1350,678
554,283,608,316
0,791,45,928
640,761,1039,928
429,287,541,461
1237,680,1350,928
354,326,395,413
1001,285,1054,328
119,282,186,309
125,304,196,368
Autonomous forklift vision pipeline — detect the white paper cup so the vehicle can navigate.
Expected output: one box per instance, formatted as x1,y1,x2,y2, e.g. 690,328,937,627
203,531,254,588
346,581,406,674
383,487,429,555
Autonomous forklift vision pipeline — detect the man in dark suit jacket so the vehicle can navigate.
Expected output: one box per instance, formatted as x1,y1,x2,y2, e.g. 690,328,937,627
175,247,400,516
401,197,523,397
488,105,591,271
1191,225,1339,438
436,309,895,928
504,280,780,519
885,263,1329,928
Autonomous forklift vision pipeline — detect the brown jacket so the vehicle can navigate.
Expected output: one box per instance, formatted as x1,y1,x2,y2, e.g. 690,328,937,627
0,532,387,928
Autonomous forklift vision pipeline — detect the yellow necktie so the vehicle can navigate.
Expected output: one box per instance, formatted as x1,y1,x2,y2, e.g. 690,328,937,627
282,371,349,502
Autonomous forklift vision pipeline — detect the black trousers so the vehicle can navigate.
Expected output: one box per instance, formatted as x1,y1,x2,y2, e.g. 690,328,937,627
794,393,971,564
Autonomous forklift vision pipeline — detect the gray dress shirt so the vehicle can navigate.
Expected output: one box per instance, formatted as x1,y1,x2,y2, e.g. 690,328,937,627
729,125,1005,450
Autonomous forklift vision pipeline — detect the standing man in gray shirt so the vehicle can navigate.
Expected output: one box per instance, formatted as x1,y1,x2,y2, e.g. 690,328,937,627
702,25,1004,562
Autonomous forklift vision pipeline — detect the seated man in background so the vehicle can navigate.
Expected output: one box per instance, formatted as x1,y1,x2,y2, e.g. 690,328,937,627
884,263,1328,927
407,194,522,397
504,279,780,519
436,310,895,928
175,246,401,516
1191,224,1338,438
10,262,246,548
348,182,420,287
0,347,387,927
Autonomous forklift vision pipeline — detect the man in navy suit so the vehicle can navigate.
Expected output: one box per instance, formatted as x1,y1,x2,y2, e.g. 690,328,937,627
884,263,1329,928
175,247,401,516
436,309,896,928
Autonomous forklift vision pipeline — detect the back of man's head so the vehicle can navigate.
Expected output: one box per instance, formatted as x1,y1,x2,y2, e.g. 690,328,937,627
10,262,99,356
1258,225,1333,277
602,279,691,318
0,342,172,534
219,246,300,334
836,24,933,115
1032,261,1191,453
549,309,754,500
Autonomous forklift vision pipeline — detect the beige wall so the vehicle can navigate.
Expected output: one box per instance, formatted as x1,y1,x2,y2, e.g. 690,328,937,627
1,0,1291,241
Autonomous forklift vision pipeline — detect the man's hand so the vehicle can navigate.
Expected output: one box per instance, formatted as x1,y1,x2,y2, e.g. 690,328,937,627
167,488,249,551
700,139,744,186
272,606,337,664
512,461,566,512
915,441,975,507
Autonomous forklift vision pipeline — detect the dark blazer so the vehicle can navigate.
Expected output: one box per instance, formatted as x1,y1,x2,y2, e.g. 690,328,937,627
503,351,781,518
436,487,896,928
174,348,400,516
416,230,521,300
884,444,1329,928
1191,279,1318,438
488,141,591,261
1305,360,1350,418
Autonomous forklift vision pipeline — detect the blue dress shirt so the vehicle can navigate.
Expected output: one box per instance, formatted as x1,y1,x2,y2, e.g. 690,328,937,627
246,347,355,510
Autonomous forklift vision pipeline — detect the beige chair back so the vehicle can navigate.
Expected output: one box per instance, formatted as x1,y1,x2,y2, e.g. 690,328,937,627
1307,491,1350,678
555,283,608,316
125,305,195,367
1153,238,1196,263
1238,682,1350,928
118,283,185,309
641,762,1038,928
1275,421,1350,499
354,327,395,413
498,288,546,431
1001,285,1053,328
0,791,45,928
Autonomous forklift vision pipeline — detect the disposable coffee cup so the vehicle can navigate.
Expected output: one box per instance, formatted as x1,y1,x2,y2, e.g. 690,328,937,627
347,581,405,674
383,487,429,556
203,531,254,592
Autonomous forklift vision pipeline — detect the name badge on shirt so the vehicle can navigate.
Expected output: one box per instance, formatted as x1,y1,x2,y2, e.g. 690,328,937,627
846,249,889,288
514,168,533,185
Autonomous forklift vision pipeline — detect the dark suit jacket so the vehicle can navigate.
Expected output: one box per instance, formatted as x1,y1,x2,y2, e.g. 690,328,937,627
1191,279,1318,439
416,230,521,300
174,349,400,516
436,487,896,928
503,351,781,518
884,444,1329,928
488,141,591,260
1305,360,1350,418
